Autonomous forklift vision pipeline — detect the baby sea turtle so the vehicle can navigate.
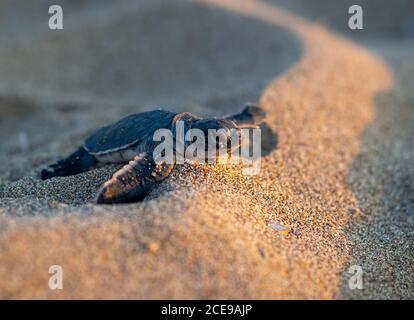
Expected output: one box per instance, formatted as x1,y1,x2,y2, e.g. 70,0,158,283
41,104,266,204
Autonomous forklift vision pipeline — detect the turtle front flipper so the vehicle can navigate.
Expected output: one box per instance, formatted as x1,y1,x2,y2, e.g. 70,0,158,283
95,152,175,204
225,103,266,127
41,147,97,180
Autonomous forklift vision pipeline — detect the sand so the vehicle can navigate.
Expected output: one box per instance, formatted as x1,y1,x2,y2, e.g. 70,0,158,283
0,0,412,299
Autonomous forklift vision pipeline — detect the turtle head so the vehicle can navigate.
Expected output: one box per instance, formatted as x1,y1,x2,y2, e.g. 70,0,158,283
190,118,241,156
171,113,242,162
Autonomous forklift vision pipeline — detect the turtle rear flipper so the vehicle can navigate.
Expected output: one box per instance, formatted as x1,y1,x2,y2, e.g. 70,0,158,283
41,147,97,180
225,103,266,126
95,152,174,204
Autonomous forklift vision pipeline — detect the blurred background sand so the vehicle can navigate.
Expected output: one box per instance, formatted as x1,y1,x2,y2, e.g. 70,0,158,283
0,0,412,299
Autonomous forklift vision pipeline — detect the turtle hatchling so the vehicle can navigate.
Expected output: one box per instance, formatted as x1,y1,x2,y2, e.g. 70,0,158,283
41,104,266,204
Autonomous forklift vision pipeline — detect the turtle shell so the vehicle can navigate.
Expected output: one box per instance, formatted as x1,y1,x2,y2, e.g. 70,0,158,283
84,110,177,155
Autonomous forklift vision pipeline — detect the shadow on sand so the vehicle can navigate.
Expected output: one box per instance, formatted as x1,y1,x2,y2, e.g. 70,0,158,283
340,54,414,299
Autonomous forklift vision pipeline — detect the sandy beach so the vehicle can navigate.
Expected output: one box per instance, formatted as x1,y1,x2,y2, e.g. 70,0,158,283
0,0,413,299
